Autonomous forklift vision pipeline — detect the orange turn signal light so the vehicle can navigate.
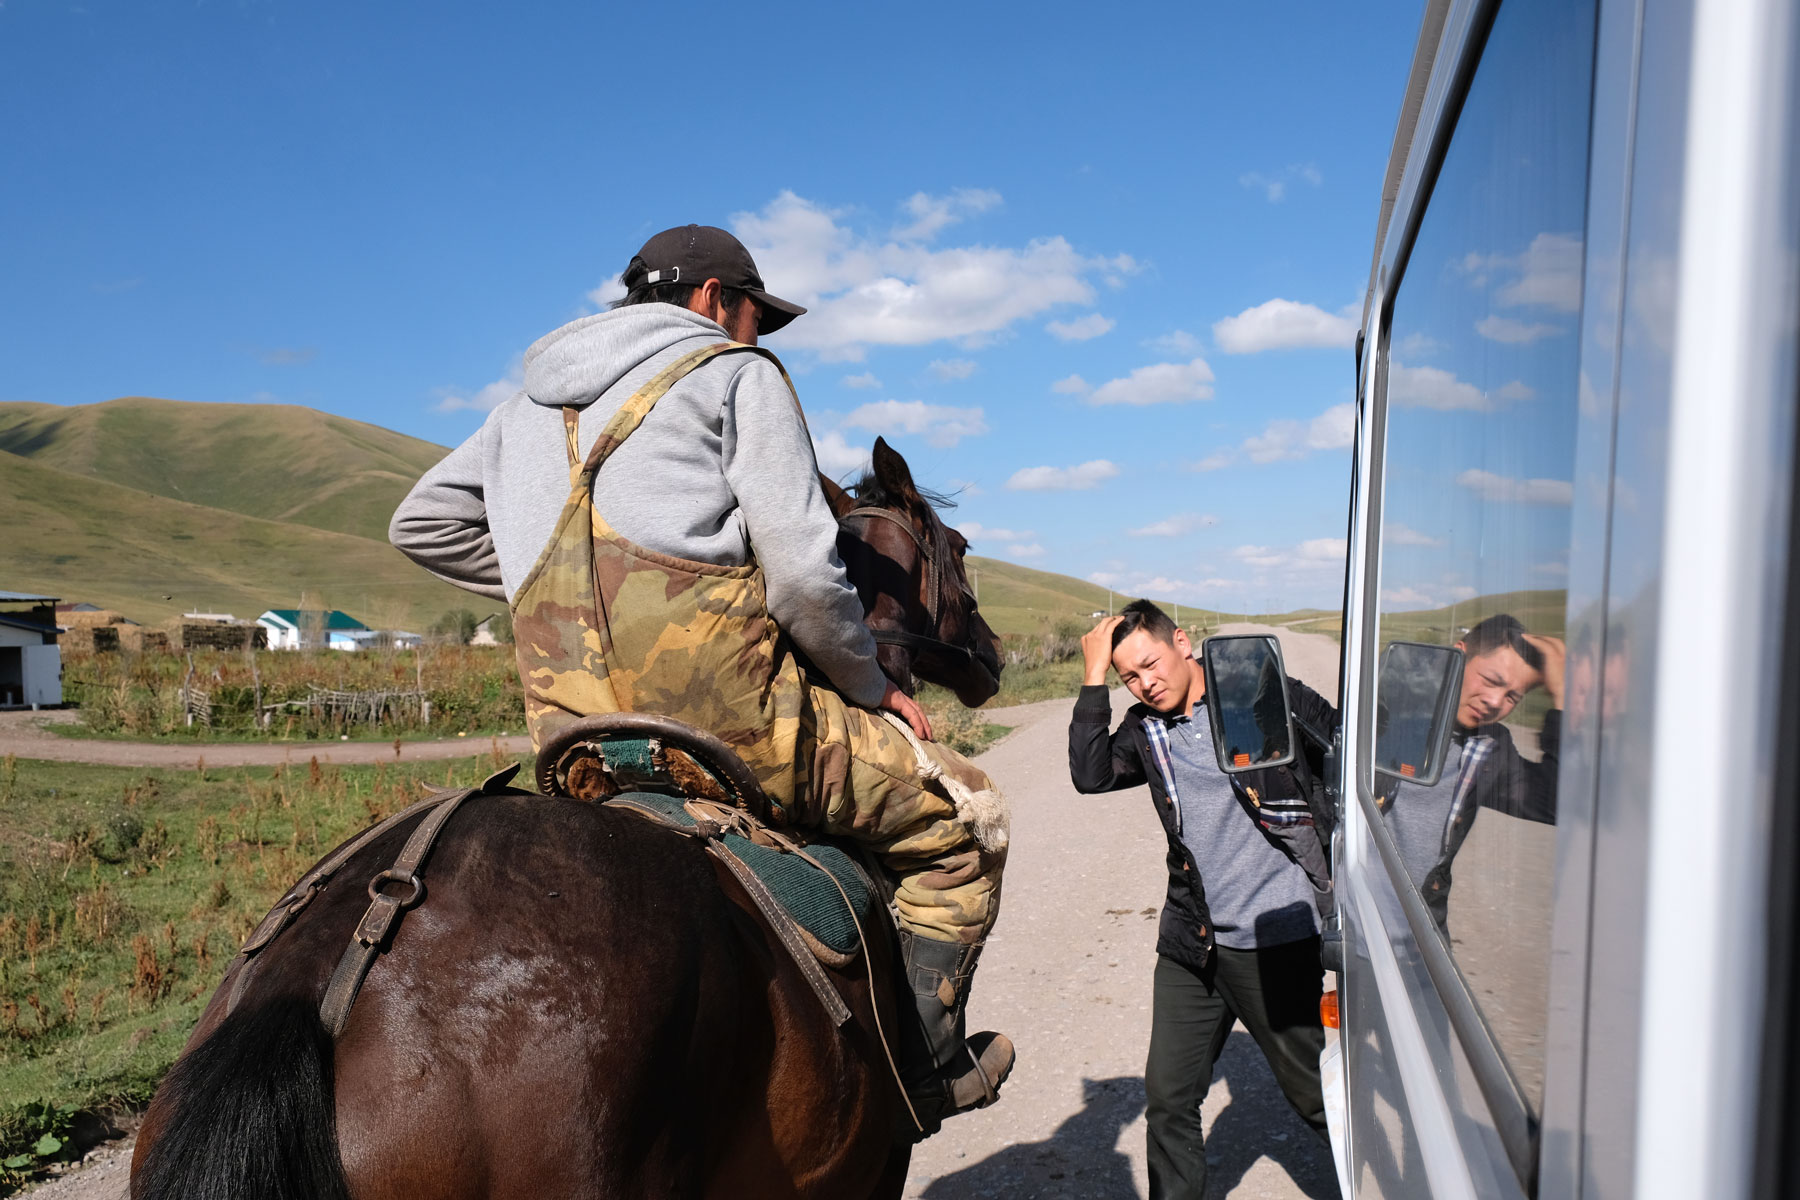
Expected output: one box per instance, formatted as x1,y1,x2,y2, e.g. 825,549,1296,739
1320,989,1340,1029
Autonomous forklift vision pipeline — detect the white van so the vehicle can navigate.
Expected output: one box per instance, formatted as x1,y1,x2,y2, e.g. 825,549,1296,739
1204,0,1799,1194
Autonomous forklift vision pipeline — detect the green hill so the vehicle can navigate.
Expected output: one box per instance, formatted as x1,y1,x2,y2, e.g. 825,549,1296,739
966,557,1223,636
0,396,1233,639
0,447,477,629
0,397,448,543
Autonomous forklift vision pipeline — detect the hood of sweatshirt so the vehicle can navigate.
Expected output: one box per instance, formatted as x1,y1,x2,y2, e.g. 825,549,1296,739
523,305,729,409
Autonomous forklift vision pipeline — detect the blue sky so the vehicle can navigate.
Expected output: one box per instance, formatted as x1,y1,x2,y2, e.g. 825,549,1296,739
1,0,1426,613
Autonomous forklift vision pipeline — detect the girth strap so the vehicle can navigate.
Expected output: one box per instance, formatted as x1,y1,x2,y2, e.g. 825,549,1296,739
219,763,519,1033
318,767,506,1037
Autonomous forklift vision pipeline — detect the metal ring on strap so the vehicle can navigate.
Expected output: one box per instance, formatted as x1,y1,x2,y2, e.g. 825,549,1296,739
366,868,425,909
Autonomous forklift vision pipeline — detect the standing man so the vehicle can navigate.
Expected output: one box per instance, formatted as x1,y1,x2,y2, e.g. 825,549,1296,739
1068,601,1333,1200
390,224,1011,1133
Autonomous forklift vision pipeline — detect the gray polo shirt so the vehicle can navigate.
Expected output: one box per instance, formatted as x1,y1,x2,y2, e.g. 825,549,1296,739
1384,734,1468,889
1160,702,1320,950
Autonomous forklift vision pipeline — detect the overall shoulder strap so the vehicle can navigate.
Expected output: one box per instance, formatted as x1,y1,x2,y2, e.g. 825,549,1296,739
580,342,804,472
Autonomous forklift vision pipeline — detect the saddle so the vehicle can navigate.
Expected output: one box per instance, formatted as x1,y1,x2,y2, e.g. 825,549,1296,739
222,714,882,1038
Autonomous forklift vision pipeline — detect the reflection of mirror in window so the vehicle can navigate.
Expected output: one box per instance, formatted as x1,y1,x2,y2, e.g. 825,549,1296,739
1373,641,1464,784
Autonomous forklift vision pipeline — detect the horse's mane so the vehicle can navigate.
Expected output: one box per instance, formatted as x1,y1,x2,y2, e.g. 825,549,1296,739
849,472,959,513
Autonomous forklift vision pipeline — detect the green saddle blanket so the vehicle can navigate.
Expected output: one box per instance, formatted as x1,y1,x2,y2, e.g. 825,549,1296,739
607,792,874,957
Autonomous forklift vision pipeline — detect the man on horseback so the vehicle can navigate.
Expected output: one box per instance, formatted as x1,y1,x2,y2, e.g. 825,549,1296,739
390,223,1012,1133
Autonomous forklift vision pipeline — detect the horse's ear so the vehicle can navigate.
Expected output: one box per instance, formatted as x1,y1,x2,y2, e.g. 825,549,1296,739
871,437,920,506
817,472,853,517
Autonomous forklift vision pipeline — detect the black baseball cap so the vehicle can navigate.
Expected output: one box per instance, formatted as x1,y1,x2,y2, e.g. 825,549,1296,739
622,224,807,335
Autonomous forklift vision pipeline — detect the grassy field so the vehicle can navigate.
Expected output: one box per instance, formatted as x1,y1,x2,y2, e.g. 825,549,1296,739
0,751,523,1181
61,646,525,741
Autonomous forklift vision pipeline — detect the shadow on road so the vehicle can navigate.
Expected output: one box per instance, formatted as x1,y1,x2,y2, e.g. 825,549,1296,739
921,1075,1145,1198
1206,1032,1340,1199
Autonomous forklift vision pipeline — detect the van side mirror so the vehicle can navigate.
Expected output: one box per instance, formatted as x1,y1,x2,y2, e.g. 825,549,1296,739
1200,635,1297,774
1372,642,1465,786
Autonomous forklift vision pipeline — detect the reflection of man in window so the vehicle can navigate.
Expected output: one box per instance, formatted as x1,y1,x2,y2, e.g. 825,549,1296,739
1380,613,1563,933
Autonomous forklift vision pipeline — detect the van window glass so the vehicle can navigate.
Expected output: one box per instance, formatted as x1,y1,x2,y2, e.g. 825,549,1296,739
1372,0,1595,1112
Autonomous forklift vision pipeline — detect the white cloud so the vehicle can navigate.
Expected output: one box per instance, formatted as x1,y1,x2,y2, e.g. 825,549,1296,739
841,399,989,448
1129,513,1219,537
588,276,627,308
1232,538,1347,571
1388,362,1489,411
1457,232,1583,313
1384,523,1445,547
732,190,1135,360
1199,403,1354,470
1241,403,1356,463
1500,233,1583,312
1394,331,1443,360
841,372,882,389
1238,164,1323,203
1533,561,1570,578
960,522,1032,542
1086,357,1215,406
436,358,524,413
1051,374,1090,395
1046,313,1115,341
1194,450,1235,472
1006,542,1047,559
813,430,871,477
893,188,1003,242
1476,315,1561,344
1494,380,1537,402
1213,299,1357,353
1006,460,1120,491
928,358,978,381
1382,583,1478,610
1456,468,1574,506
1147,329,1202,354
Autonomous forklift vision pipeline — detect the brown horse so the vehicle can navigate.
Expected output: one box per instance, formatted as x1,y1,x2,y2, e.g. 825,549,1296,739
129,438,999,1200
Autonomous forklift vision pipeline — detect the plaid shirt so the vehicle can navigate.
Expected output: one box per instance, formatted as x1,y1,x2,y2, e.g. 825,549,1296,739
1141,712,1186,833
1442,733,1494,854
1140,702,1316,836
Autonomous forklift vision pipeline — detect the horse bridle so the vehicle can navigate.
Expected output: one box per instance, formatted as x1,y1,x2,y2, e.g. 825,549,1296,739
837,505,985,670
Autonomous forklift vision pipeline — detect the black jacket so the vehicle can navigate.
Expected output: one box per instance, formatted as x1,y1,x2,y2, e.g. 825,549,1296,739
1068,679,1338,972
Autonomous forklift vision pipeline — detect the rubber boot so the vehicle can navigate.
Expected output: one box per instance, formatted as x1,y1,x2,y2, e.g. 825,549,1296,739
896,929,1015,1141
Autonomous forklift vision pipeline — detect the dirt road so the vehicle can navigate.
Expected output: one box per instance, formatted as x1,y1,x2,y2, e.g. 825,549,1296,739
0,708,533,768
902,625,1339,1199
23,624,1343,1199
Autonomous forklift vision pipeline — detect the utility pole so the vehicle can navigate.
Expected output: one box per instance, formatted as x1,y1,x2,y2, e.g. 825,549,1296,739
1108,587,1114,616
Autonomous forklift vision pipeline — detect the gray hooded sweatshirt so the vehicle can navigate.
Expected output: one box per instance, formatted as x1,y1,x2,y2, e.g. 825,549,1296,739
389,304,887,708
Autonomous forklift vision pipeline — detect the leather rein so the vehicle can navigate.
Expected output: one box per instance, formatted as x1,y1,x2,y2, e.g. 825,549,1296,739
837,505,983,670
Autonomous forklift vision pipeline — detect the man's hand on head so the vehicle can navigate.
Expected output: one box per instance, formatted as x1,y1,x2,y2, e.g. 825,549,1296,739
1523,634,1567,709
1081,616,1124,687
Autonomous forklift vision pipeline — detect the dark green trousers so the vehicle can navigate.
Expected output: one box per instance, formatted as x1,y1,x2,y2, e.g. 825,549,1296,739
1145,940,1328,1200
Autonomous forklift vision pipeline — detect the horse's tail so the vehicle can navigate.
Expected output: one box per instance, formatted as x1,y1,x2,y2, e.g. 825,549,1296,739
133,993,350,1200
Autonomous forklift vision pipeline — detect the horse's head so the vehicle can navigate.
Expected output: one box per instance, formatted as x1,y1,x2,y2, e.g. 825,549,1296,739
822,437,1003,708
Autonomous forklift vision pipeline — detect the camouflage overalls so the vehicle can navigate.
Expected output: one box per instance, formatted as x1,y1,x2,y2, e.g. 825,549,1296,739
510,342,1005,944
